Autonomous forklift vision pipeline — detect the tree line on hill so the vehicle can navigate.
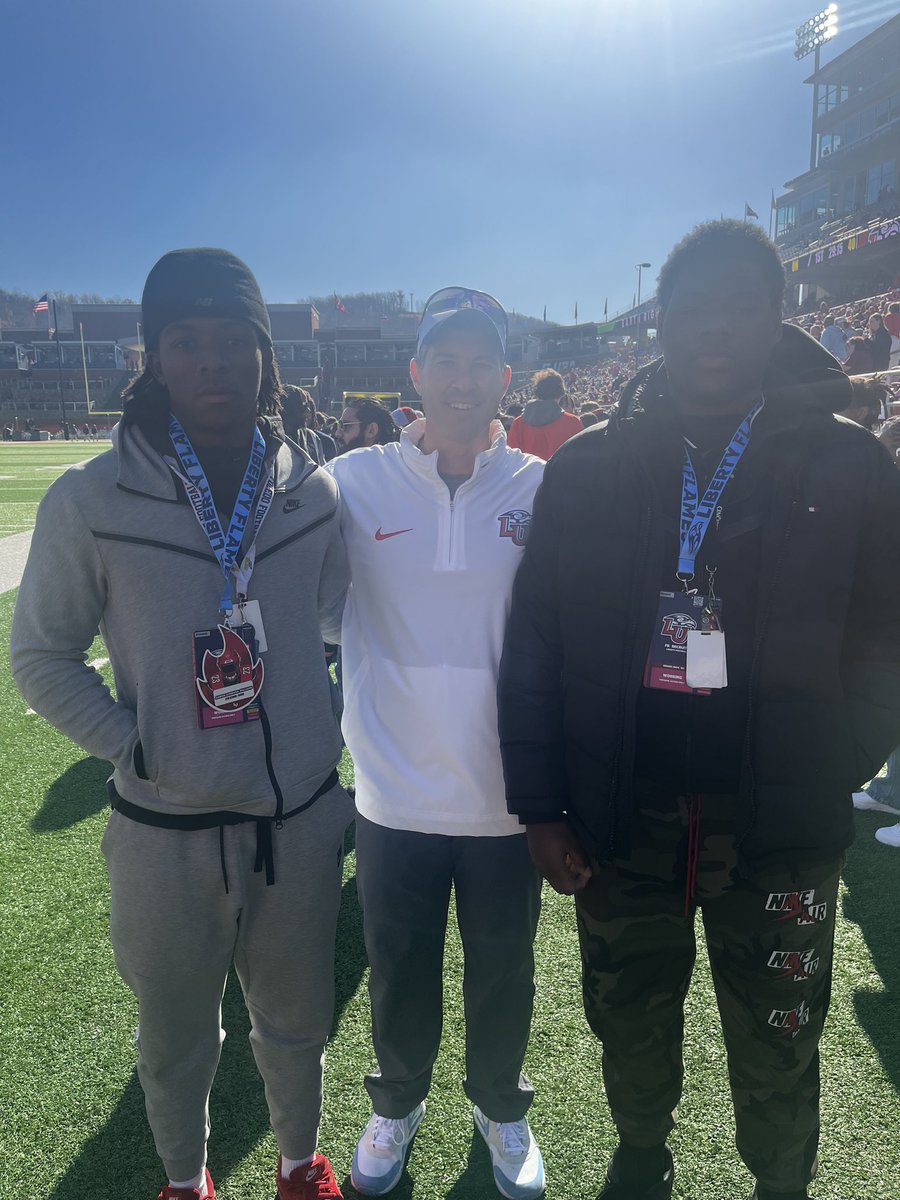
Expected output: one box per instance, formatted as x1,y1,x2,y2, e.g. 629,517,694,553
297,289,553,332
1,286,554,337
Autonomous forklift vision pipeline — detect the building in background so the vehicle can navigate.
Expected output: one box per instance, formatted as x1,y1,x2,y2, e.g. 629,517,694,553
775,12,900,307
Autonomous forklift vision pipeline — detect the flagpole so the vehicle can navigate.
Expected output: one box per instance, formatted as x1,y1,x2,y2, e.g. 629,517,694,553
52,297,69,441
80,322,92,413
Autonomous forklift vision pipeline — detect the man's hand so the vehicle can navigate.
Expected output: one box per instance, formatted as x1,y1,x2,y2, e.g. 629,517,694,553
526,821,593,894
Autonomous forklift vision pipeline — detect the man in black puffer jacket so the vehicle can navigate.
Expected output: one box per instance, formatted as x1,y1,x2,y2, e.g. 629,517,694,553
498,220,900,1200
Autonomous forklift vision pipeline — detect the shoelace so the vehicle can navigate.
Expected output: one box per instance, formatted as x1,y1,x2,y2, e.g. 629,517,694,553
370,1116,407,1150
495,1119,529,1159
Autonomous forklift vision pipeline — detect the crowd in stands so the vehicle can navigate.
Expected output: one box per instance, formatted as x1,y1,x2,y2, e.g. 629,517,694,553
786,288,900,377
7,298,898,450
777,187,899,263
505,346,659,417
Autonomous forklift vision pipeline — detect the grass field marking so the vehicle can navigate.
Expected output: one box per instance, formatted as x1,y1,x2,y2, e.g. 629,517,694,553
35,462,92,471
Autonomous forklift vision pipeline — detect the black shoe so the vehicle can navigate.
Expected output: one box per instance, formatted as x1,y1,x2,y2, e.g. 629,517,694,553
597,1145,674,1200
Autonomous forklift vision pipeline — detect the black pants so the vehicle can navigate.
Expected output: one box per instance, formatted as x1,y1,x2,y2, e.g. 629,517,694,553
576,786,841,1194
355,814,541,1121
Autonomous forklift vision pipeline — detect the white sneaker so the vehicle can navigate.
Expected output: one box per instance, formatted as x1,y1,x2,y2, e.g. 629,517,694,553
852,791,900,815
875,821,900,847
473,1106,546,1199
351,1103,425,1196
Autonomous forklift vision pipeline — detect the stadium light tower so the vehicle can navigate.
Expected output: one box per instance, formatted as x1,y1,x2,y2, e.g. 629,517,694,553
795,4,839,169
635,263,651,308
794,4,838,62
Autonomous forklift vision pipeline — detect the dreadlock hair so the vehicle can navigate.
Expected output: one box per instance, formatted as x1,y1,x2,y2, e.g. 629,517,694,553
121,338,285,423
345,396,399,443
657,218,786,311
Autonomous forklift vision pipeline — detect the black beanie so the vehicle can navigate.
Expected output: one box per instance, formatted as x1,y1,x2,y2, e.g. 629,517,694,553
141,248,272,351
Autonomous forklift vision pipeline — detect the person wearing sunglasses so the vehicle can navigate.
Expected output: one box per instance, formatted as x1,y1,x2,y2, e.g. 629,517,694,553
328,287,547,1199
337,396,398,451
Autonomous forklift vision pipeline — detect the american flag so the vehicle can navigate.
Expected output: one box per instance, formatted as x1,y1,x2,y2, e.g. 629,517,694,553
33,293,49,315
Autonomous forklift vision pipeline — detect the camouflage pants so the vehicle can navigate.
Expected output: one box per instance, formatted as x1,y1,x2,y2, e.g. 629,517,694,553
575,784,841,1193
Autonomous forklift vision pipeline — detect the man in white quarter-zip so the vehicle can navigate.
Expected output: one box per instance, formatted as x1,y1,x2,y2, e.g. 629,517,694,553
328,288,547,1200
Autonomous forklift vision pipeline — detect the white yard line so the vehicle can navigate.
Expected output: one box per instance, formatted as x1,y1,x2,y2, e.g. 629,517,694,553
35,463,90,471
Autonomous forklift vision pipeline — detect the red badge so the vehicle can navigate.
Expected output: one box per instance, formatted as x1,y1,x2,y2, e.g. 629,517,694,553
193,624,264,730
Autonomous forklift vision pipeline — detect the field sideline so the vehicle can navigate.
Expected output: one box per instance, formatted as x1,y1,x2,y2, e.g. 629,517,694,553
0,445,896,1199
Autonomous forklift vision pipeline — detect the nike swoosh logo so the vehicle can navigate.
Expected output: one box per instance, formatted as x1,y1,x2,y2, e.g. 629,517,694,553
374,526,413,541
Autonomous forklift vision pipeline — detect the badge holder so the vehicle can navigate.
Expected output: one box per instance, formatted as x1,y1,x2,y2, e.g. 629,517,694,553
225,598,268,652
686,572,727,690
645,569,727,694
194,621,265,730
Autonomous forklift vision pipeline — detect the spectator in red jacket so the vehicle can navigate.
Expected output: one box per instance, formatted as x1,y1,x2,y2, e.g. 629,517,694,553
506,369,583,460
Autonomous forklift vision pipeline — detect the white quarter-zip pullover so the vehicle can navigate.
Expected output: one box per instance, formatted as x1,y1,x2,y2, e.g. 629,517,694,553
329,419,544,836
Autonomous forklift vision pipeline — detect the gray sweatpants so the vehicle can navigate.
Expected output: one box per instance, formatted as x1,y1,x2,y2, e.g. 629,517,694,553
101,786,354,1182
355,814,542,1123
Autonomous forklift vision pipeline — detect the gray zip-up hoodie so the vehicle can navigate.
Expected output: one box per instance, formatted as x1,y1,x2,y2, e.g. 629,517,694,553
10,416,348,819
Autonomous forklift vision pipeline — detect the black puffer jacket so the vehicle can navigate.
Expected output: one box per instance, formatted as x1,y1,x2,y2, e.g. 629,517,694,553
498,325,900,865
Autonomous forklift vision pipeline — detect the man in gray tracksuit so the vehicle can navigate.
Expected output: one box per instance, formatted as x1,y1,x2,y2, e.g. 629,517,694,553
10,249,353,1200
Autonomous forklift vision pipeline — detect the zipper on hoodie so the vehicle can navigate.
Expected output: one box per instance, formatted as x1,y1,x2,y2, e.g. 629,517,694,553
257,698,286,825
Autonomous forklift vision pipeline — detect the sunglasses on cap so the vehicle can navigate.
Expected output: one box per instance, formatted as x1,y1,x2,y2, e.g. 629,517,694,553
416,287,508,356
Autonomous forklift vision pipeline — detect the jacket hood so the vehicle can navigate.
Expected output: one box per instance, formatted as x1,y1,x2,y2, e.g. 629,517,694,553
522,396,564,427
616,322,853,423
114,408,316,502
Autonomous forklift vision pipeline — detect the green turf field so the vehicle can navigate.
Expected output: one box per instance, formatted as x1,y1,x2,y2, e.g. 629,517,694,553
0,450,897,1199
0,441,109,535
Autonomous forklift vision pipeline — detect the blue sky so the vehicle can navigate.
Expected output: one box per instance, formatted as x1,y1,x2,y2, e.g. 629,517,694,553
2,0,895,322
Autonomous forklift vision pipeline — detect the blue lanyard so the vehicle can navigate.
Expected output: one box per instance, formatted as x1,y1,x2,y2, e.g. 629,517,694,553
167,414,275,611
678,398,764,580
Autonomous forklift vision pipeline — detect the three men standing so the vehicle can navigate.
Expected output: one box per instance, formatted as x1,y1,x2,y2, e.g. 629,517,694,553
499,221,900,1200
330,288,547,1199
12,232,900,1200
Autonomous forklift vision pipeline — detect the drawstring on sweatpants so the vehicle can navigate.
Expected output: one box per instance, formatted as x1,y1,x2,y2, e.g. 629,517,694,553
219,825,230,894
684,795,703,916
217,819,273,891
254,818,275,886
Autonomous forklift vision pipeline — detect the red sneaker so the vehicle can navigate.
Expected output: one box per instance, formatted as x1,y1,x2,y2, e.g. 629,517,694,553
157,1169,216,1200
276,1153,343,1199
